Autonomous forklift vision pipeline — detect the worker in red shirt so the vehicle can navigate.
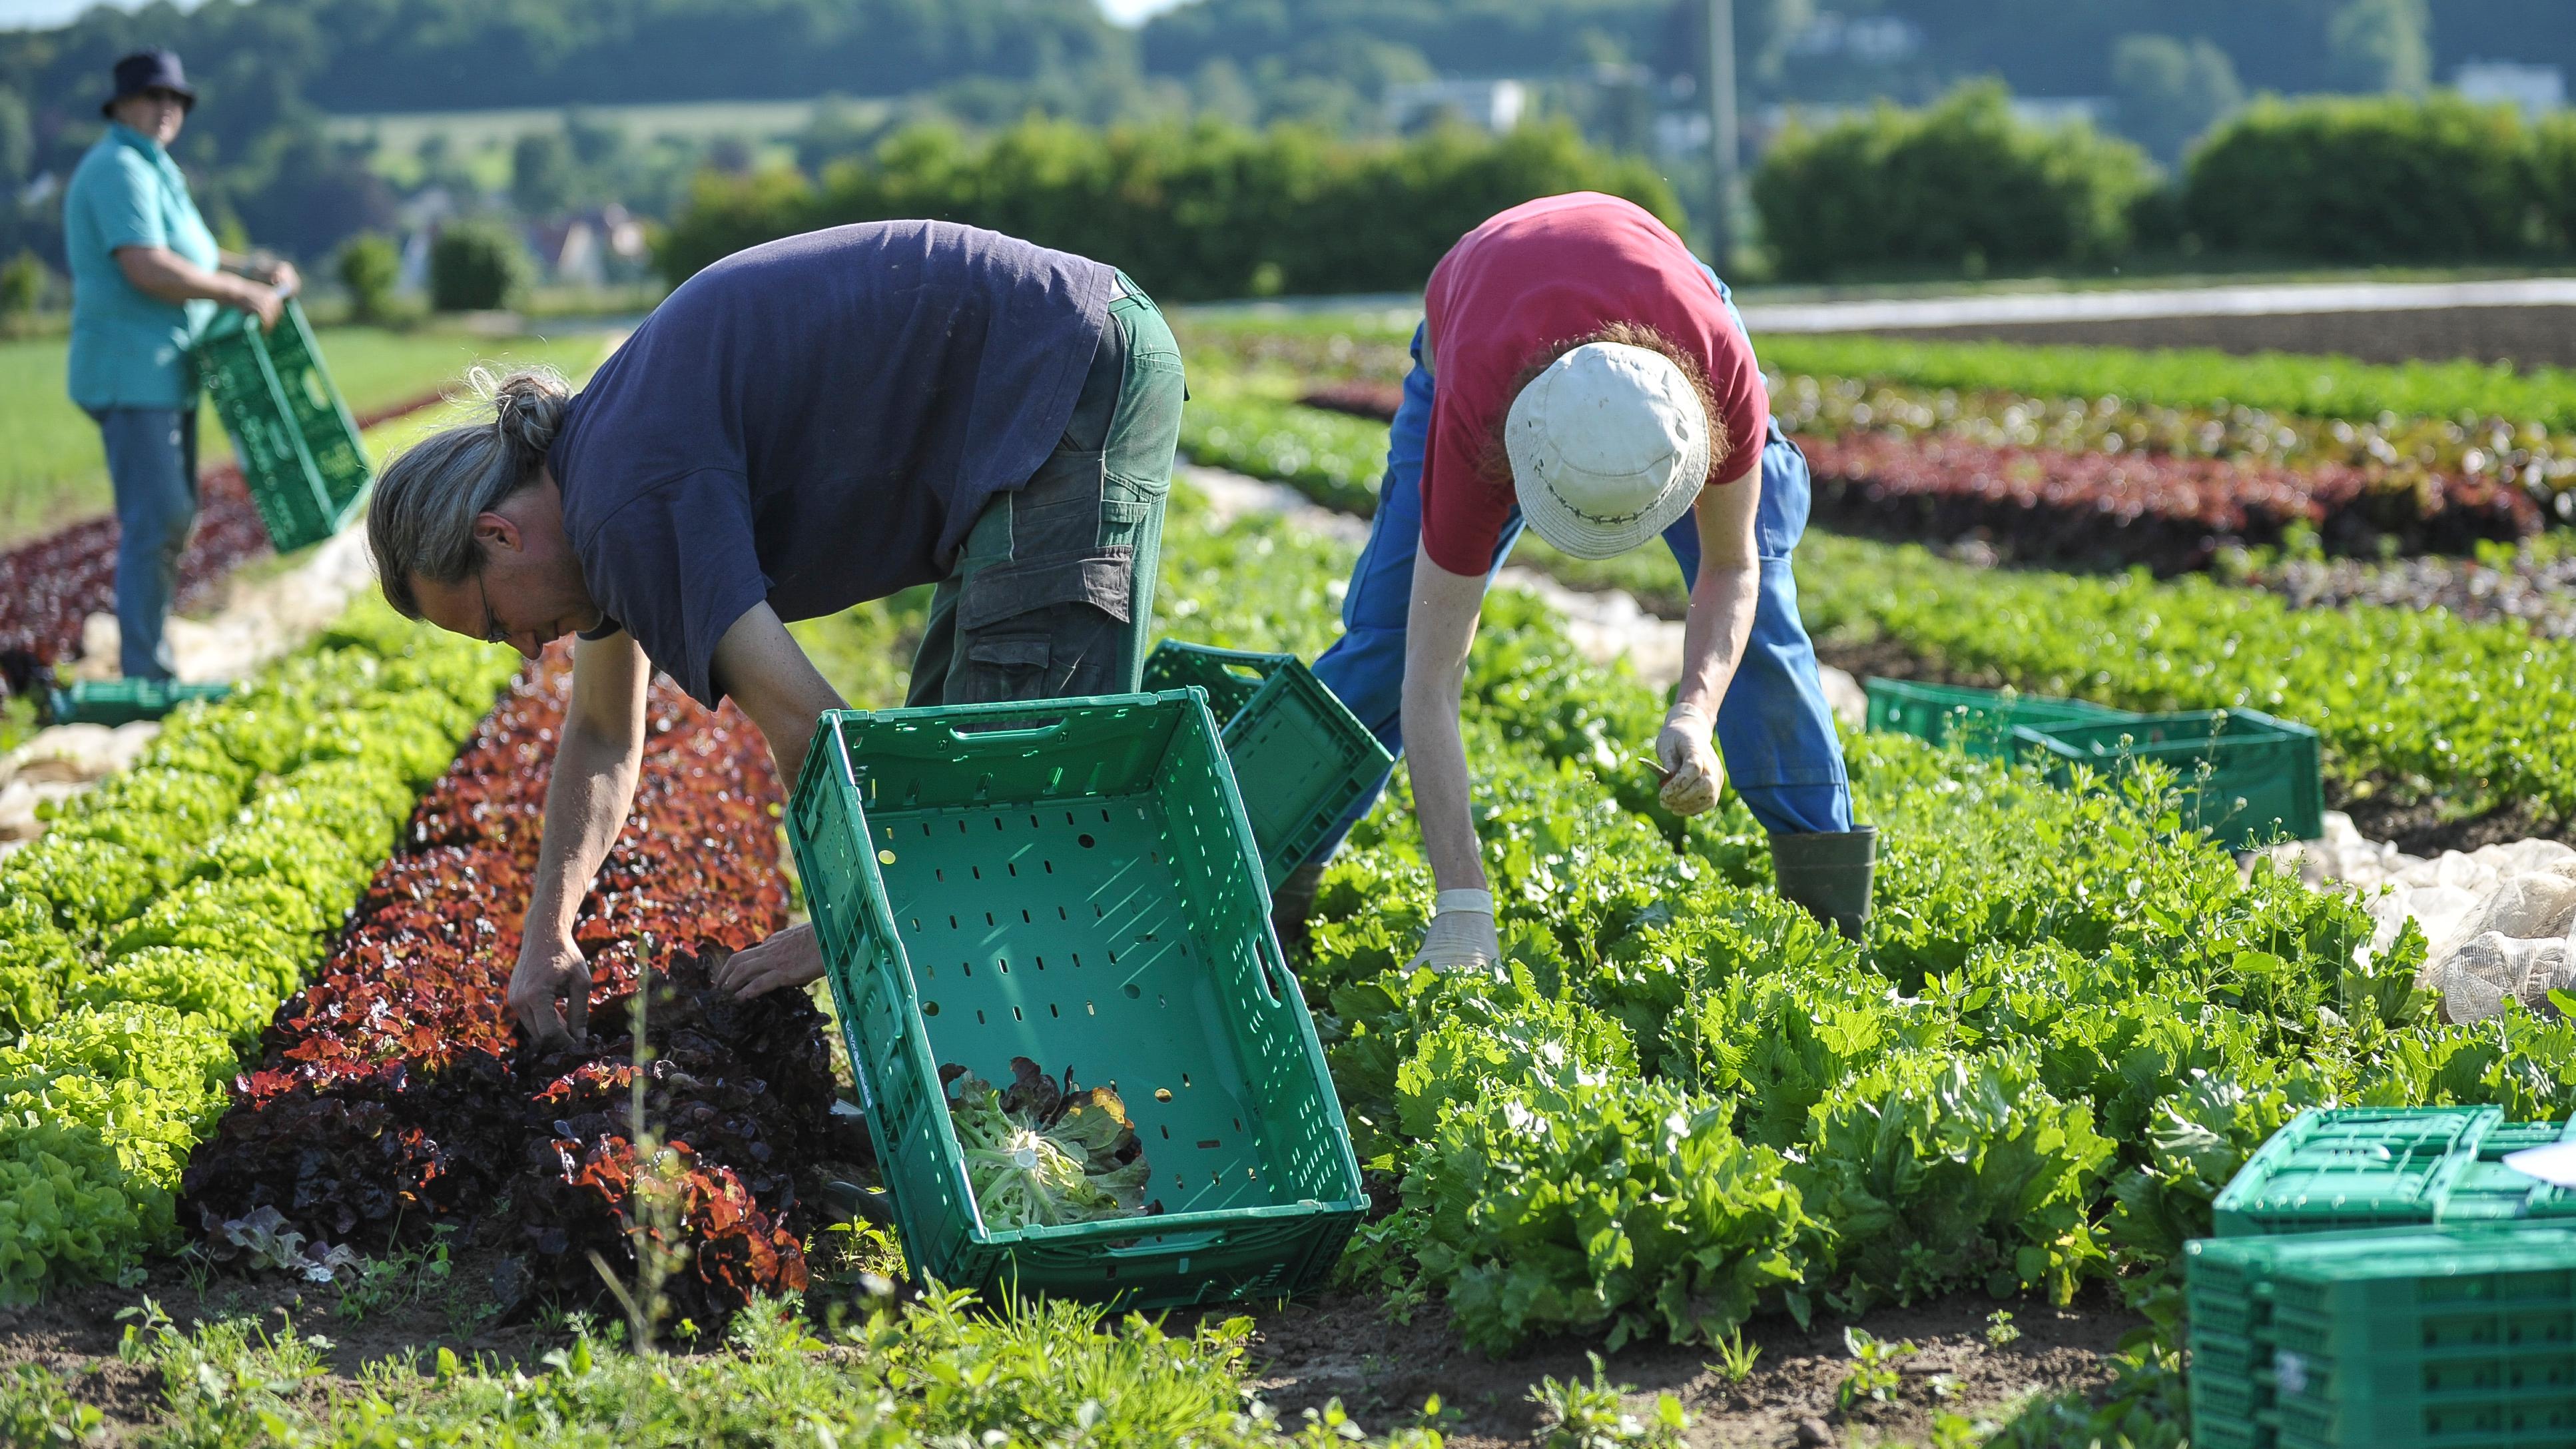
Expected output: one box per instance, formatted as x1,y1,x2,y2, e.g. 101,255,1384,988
1295,192,1871,970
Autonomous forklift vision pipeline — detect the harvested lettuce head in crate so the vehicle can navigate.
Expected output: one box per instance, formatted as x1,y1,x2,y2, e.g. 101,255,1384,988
940,1058,1161,1230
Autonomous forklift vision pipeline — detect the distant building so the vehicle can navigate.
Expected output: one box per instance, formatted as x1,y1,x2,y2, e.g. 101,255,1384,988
1385,79,1528,135
2007,97,2114,129
1785,13,1925,65
531,205,651,287
2454,61,2565,117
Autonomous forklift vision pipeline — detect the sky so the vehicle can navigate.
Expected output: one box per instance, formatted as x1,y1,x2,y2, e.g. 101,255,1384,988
3,0,1191,33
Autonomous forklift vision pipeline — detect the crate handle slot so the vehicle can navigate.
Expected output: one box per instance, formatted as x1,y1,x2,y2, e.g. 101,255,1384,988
947,718,1070,743
1102,1230,1227,1258
1254,931,1291,1007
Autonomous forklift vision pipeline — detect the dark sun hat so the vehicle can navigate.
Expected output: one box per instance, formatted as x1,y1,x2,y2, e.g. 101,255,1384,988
101,49,197,118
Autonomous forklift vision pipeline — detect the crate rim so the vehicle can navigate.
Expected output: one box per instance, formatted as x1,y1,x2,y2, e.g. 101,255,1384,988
2212,1105,2503,1222
797,689,1369,1268
2013,706,2321,757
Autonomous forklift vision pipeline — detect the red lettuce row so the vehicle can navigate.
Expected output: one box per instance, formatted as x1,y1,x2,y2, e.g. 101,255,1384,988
0,603,519,1299
1803,430,2539,574
184,652,842,1328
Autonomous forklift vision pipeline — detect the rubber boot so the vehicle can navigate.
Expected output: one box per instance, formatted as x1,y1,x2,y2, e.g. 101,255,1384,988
1271,861,1326,947
1770,827,1877,941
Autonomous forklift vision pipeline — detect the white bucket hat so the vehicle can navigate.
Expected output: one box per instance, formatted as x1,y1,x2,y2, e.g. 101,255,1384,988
1504,341,1710,560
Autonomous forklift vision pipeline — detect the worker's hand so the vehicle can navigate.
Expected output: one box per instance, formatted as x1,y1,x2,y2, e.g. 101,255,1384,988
509,929,592,1051
231,278,283,332
714,922,827,1001
1654,706,1724,816
261,259,301,300
1405,892,1501,975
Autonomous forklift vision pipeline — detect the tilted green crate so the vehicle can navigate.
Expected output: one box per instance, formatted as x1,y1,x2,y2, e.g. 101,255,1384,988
785,691,1368,1310
1861,676,2138,759
2013,706,2324,848
2214,1108,2576,1237
1140,641,1391,891
195,299,371,552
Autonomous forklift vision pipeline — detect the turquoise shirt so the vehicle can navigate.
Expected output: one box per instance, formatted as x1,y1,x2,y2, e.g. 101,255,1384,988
63,123,219,410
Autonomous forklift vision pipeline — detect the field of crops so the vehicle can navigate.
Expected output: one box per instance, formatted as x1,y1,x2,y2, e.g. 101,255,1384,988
11,302,2576,1445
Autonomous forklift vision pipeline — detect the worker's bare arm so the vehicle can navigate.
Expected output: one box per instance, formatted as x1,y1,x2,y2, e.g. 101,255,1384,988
1661,460,1763,815
1400,544,1490,893
508,628,649,1047
708,601,848,799
707,604,849,1001
112,244,282,328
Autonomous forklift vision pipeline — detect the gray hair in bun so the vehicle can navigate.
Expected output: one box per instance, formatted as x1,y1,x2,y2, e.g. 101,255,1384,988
367,365,571,619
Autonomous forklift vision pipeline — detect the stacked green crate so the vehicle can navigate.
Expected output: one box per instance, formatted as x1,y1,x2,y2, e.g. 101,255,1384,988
2189,1110,2576,1446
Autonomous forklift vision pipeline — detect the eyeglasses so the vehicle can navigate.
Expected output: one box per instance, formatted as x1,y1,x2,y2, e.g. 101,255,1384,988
475,574,509,648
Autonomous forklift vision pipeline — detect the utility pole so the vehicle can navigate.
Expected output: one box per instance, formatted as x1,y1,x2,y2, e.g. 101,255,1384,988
1704,0,1738,270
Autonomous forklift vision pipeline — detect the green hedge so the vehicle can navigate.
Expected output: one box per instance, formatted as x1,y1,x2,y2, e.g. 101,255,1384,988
1756,87,2576,276
2185,93,2563,262
1750,83,2159,282
658,117,1684,301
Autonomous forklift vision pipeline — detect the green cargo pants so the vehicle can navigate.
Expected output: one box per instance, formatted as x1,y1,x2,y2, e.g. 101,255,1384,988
907,272,1184,706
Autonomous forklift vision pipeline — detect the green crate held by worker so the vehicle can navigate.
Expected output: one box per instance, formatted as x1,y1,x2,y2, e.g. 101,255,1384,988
1141,640,1391,892
785,690,1368,1310
195,298,371,553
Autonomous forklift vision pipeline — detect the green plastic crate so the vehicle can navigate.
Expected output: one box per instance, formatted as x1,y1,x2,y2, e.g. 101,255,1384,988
2263,1229,2576,1448
196,299,371,552
2214,1109,2576,1237
785,691,1369,1310
2187,1224,2576,1449
1139,642,1392,891
2012,706,2326,849
41,679,232,726
1860,676,2138,759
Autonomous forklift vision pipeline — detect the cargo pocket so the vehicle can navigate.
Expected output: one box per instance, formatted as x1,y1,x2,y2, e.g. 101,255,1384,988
952,548,1135,704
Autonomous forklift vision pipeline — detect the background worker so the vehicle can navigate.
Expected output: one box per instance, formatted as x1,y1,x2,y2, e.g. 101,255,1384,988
63,48,297,681
365,221,1184,1044
1296,191,1873,971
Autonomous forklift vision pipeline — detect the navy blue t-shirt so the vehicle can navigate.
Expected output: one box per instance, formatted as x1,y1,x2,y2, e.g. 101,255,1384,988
547,221,1114,706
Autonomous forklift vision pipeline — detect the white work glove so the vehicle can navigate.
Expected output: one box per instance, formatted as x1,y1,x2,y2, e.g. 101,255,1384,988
1654,706,1724,816
1406,889,1501,974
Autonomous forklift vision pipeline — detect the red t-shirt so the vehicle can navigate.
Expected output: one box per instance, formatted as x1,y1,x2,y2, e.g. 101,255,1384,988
1418,192,1769,576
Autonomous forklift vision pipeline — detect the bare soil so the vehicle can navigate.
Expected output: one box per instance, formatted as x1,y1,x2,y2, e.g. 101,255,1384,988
0,1240,565,1440
0,1246,2136,1447
1231,1288,2142,1448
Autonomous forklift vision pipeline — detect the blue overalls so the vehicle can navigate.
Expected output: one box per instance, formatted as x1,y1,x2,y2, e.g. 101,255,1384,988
1307,273,1853,849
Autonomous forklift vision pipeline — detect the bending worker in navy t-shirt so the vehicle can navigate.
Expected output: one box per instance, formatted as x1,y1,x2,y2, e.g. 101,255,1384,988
366,222,1186,1047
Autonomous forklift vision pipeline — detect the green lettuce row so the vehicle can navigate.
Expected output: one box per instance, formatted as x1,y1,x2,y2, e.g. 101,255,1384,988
1177,392,1386,516
1757,333,2576,432
1141,495,2525,1354
0,599,517,1299
1795,530,2576,821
